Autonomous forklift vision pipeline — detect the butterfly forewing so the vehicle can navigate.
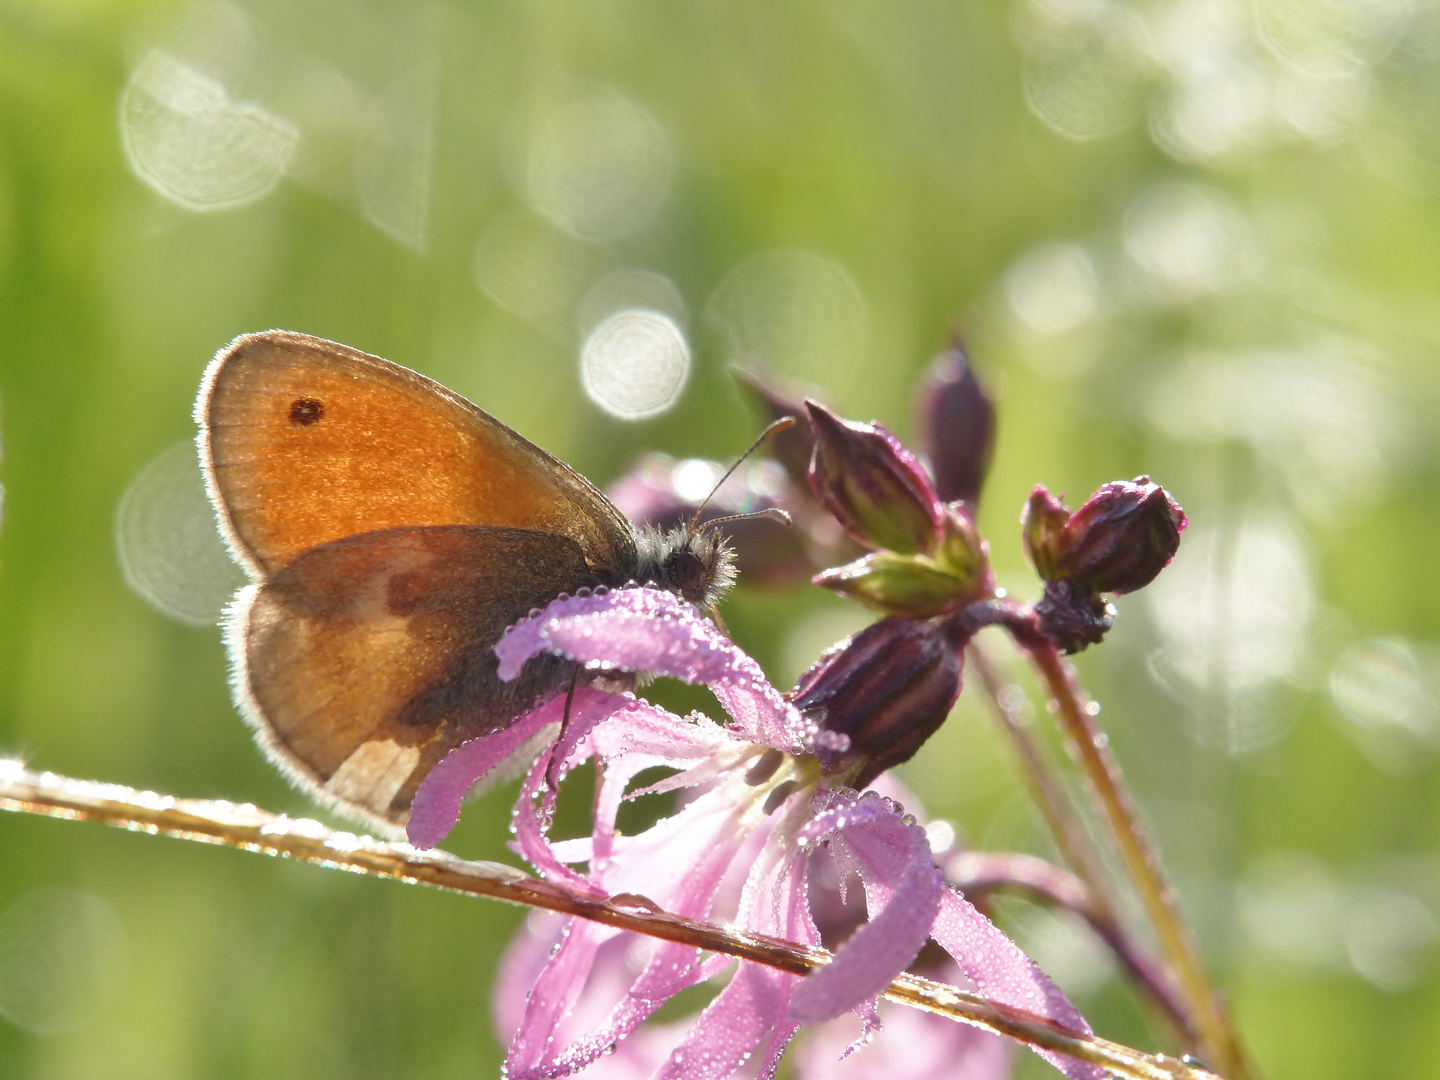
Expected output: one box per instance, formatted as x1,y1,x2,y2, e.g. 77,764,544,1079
199,330,636,578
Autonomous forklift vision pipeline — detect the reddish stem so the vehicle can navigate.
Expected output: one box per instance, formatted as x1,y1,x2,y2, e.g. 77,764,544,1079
1009,623,1251,1080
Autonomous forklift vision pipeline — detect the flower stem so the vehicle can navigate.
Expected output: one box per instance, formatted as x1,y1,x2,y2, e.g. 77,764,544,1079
968,642,1121,921
968,642,1194,1047
1013,632,1251,1080
0,759,1223,1080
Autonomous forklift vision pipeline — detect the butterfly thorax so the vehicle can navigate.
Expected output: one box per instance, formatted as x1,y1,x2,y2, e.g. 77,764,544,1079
631,525,737,609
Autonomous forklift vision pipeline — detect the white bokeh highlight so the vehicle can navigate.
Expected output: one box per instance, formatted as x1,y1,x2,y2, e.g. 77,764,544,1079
1330,637,1440,774
120,50,298,211
705,249,870,390
524,91,673,241
1145,515,1314,752
577,268,687,338
1238,853,1439,992
116,440,247,625
1147,339,1406,520
474,209,595,324
0,890,127,1034
580,309,691,420
1006,241,1102,333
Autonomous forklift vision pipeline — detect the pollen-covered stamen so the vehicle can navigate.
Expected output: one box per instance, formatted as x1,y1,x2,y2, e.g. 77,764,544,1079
761,781,799,815
744,747,785,785
736,748,819,818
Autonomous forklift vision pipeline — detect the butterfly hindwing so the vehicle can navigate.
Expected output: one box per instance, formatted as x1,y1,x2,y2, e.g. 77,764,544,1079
232,525,599,831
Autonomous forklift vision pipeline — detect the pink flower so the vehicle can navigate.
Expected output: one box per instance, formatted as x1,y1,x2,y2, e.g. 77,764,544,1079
409,587,1101,1080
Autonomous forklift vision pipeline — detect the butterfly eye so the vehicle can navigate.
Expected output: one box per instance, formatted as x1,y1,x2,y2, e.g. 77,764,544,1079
669,548,709,604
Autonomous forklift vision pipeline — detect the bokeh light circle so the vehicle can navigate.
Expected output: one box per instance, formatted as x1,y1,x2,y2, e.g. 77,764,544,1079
524,91,673,241
0,890,127,1034
120,50,297,211
580,310,690,420
116,440,247,624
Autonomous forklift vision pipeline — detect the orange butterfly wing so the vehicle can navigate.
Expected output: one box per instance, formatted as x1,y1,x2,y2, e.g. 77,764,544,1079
198,329,636,578
233,527,596,830
197,331,637,833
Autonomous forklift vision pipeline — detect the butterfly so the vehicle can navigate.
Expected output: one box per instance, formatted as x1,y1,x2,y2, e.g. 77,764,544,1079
196,330,737,835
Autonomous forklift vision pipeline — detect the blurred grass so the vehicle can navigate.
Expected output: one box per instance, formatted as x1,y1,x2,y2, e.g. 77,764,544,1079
4,0,1440,1077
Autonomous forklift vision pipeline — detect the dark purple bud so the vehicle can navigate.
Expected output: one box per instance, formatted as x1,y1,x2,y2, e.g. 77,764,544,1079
792,617,963,788
1059,477,1187,594
917,342,996,505
805,401,942,555
1021,477,1186,653
731,367,816,492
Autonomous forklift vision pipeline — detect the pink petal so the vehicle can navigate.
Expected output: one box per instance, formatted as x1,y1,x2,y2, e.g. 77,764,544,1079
511,692,666,889
788,792,944,1024
406,692,605,850
930,889,1103,1080
493,912,571,1043
710,679,804,751
532,786,765,1077
495,587,737,683
653,961,790,1080
750,854,816,1080
505,917,611,1078
494,587,804,750
573,702,742,887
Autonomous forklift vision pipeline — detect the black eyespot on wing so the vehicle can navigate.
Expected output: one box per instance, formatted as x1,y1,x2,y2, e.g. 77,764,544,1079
289,398,324,425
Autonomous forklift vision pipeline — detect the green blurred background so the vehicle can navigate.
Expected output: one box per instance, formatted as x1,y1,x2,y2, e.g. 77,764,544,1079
3,0,1440,1076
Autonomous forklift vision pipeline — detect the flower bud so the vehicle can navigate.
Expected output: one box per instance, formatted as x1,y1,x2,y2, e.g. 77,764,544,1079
792,617,963,788
1022,477,1186,594
917,342,996,506
1021,477,1186,653
935,503,989,586
1058,477,1187,594
805,401,942,555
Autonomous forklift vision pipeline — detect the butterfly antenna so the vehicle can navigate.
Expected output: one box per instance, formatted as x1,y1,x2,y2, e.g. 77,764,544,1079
699,506,793,533
687,416,798,534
